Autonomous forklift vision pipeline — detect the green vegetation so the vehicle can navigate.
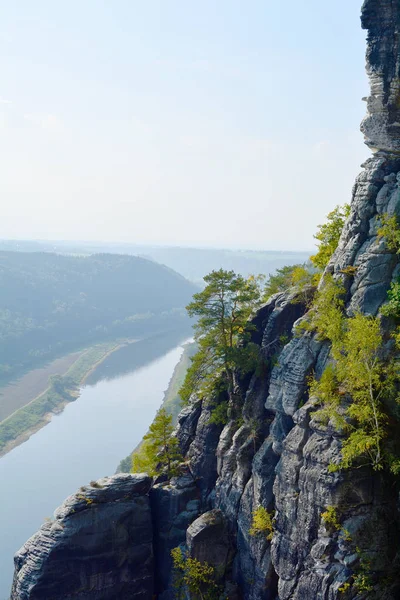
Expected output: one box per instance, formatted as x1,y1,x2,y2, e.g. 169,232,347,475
307,276,399,473
260,204,350,305
0,340,122,453
0,374,76,453
321,505,341,532
249,506,274,540
131,408,182,477
0,239,310,288
63,341,122,382
380,279,400,319
378,213,400,253
179,269,263,404
310,204,350,270
208,400,229,426
171,546,221,600
263,264,316,301
319,505,375,596
0,251,196,384
263,265,302,297
117,342,196,473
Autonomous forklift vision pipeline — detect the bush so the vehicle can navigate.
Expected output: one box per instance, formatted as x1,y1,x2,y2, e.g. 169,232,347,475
321,506,341,531
249,506,274,540
310,204,350,270
171,547,220,600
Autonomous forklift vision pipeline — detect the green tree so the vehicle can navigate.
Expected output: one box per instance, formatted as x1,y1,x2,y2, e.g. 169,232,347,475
171,547,220,600
380,278,400,319
310,204,350,270
378,213,400,253
263,265,300,298
180,269,263,402
308,278,398,472
131,408,182,477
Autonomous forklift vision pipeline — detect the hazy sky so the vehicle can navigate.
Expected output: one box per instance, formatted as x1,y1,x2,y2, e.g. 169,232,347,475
1,1,369,251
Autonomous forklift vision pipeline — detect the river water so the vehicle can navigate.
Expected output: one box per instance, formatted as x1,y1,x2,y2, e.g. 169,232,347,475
0,330,190,599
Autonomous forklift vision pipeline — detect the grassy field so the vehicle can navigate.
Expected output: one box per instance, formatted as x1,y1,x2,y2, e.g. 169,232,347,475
0,340,128,456
116,340,196,473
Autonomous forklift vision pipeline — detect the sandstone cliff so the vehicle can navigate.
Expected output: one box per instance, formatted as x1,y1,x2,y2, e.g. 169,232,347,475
10,1,400,599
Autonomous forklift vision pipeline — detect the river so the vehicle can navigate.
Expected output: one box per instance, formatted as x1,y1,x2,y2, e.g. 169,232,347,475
0,330,190,599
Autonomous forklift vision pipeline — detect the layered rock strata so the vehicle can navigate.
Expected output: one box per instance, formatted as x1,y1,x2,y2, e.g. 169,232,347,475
10,474,154,600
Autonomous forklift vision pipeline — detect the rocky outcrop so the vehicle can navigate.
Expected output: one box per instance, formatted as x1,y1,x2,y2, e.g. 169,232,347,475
361,0,400,153
10,474,154,600
150,471,200,598
9,2,400,599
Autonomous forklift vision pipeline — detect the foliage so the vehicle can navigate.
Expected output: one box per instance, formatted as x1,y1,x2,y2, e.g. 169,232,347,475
179,342,221,405
208,400,229,426
263,265,301,297
339,265,358,277
305,275,345,346
0,373,77,452
118,343,197,474
131,408,182,478
321,506,341,531
338,581,351,594
179,269,263,402
353,548,374,594
310,204,351,270
309,278,399,472
308,364,344,428
0,251,196,384
334,314,395,471
131,439,155,475
249,506,274,540
171,546,220,600
380,279,400,319
378,213,400,253
263,264,317,303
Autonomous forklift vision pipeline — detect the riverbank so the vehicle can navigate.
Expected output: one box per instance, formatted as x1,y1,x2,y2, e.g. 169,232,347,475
0,334,189,598
0,350,85,422
0,339,136,459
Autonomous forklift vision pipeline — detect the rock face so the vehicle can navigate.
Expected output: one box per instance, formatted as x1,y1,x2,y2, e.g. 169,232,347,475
9,2,400,599
361,0,400,153
10,474,154,600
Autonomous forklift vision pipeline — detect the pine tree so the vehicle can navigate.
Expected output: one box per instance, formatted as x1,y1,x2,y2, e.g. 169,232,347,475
131,408,182,477
180,269,262,402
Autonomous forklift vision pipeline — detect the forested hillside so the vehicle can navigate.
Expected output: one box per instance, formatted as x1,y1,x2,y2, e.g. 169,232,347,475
0,251,197,383
0,240,310,287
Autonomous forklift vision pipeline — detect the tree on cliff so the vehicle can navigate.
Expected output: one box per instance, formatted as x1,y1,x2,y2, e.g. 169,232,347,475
131,408,182,477
310,203,350,270
179,269,262,402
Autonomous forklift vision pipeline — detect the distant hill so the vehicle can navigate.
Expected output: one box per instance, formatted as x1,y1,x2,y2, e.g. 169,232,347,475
134,247,311,286
0,240,311,286
0,251,197,382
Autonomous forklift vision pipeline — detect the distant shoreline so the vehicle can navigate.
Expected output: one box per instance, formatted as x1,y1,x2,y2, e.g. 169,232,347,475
0,339,136,459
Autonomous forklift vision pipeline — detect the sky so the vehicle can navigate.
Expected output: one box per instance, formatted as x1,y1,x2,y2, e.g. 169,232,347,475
0,1,370,251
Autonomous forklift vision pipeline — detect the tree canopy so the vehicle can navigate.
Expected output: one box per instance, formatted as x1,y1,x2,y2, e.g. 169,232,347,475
310,204,350,270
131,408,182,477
179,269,262,403
0,251,196,383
